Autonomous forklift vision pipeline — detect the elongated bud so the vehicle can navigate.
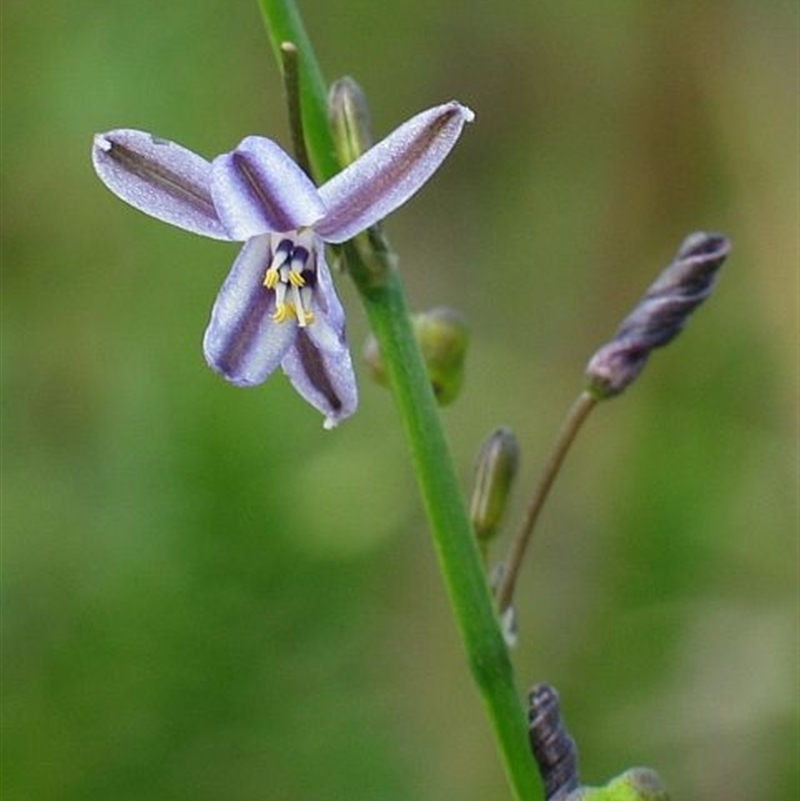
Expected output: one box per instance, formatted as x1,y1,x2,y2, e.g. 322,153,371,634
528,684,581,800
328,77,374,167
470,427,520,543
586,232,730,399
364,307,470,405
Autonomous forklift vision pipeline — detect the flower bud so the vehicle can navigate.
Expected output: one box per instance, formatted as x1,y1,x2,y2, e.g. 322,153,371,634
328,76,374,168
586,232,730,399
529,686,669,801
364,307,470,405
470,427,520,543
414,307,470,405
598,768,669,801
528,684,580,800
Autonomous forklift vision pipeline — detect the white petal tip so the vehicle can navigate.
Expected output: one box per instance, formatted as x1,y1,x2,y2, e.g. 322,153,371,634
455,103,476,123
94,133,112,152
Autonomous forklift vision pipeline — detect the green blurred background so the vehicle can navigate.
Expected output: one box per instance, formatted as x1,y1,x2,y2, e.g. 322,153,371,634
2,0,796,799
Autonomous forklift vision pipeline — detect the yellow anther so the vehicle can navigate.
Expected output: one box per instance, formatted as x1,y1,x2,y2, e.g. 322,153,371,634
272,302,297,324
288,271,306,288
264,268,279,289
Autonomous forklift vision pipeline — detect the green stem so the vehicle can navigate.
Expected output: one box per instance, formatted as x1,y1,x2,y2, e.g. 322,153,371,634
354,267,543,801
278,42,313,175
257,0,340,181
256,2,543,797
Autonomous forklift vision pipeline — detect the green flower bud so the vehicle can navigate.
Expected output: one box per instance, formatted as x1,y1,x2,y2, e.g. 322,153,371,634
414,307,469,405
328,76,374,168
470,427,520,544
565,768,669,801
600,768,669,801
363,307,470,405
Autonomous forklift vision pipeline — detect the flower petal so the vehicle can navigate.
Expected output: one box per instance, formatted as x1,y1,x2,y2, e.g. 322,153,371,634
316,101,474,243
211,137,327,240
92,130,229,239
281,331,358,429
307,241,347,342
203,235,297,386
280,248,358,428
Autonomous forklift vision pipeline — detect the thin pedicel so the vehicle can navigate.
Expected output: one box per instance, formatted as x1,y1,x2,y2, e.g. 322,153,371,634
495,232,730,614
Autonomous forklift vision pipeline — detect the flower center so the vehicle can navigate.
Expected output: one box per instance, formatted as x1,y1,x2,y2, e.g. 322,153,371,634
263,231,317,327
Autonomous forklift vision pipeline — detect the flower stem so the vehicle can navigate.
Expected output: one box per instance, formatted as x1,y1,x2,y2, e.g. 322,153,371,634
256,0,341,182
256,2,544,797
353,266,543,801
494,391,598,613
278,42,313,176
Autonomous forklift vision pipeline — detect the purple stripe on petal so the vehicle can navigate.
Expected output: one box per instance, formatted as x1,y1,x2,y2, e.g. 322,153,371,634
92,130,229,240
308,245,346,335
280,246,357,427
211,137,327,240
316,101,474,243
203,235,297,386
281,329,358,429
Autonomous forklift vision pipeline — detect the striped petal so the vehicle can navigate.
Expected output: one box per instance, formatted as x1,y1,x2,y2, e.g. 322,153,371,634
316,101,474,243
203,235,297,386
280,248,357,428
211,137,327,240
92,130,228,239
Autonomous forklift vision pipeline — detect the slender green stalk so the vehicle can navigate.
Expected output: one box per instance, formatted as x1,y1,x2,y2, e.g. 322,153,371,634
354,267,542,801
257,0,340,181
278,42,313,175
256,1,544,797
494,391,598,612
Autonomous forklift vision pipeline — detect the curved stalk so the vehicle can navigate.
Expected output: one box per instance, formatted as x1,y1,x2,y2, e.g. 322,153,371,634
494,392,598,613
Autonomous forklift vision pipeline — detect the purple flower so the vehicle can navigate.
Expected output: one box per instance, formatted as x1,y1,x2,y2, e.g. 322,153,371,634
92,102,474,427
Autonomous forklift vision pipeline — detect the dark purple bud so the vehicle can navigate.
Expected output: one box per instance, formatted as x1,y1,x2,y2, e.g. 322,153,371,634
528,684,580,800
586,232,731,399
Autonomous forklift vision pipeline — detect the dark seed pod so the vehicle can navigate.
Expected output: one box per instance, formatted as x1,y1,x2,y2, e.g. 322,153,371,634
528,684,580,800
586,232,730,398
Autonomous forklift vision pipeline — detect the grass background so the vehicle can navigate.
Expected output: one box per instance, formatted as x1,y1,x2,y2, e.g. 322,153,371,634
2,0,796,799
